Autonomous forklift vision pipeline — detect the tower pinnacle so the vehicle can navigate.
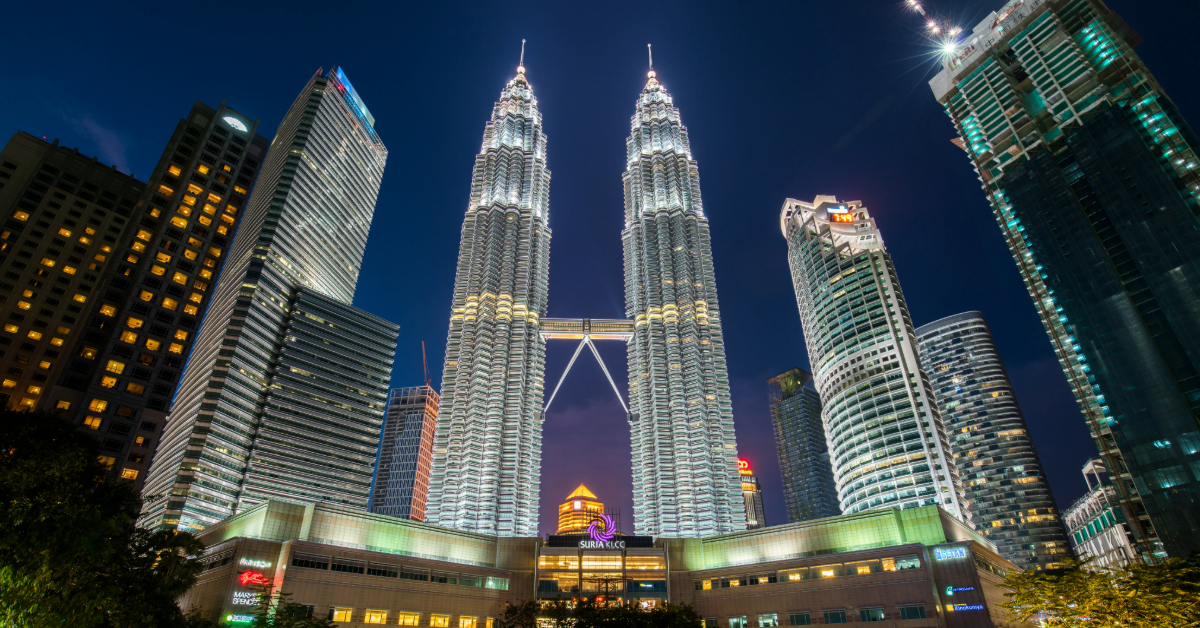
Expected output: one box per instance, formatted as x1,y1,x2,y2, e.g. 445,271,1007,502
517,39,526,75
646,43,657,84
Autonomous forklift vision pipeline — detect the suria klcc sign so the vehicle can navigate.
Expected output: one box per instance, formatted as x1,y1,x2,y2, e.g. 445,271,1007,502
579,514,625,549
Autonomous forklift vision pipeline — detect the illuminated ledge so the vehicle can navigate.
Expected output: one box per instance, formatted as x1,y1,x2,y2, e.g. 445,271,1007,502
540,318,634,341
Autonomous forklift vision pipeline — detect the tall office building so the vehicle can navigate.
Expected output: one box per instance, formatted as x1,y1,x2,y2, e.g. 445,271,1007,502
0,133,143,418
916,312,1069,569
929,0,1199,557
738,459,766,530
425,62,551,537
369,385,440,521
557,484,605,534
140,68,399,532
623,67,743,538
48,103,267,489
780,196,965,520
767,368,839,522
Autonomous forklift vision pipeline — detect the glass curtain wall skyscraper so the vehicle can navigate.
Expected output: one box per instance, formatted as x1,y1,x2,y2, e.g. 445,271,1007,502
425,63,550,537
767,368,839,523
140,68,399,531
916,312,1069,569
622,67,743,537
369,385,440,521
929,0,1200,557
780,196,965,521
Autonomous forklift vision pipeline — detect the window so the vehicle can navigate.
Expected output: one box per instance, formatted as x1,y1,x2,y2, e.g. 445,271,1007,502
815,564,840,578
729,617,747,628
788,613,810,626
105,360,125,374
171,272,188,285
174,329,189,340
97,456,116,469
398,614,420,626
330,608,353,622
893,555,921,570
168,165,182,176
859,608,885,622
187,183,203,195
120,331,138,344
62,266,76,275
3,325,16,334
138,291,154,302
168,343,184,354
461,616,477,628
184,304,198,315
100,376,117,388
99,304,116,317
126,317,144,329
55,400,71,410
19,398,36,408
27,331,41,340
431,615,450,627
170,217,188,229
126,382,145,395
17,301,30,310
197,164,210,175
208,246,222,257
39,258,55,268
37,361,51,370
55,326,70,335
120,468,138,480
145,339,161,351
364,610,388,625
134,436,149,447
150,265,166,276
50,337,63,347
136,229,152,241
13,210,29,221
822,611,846,624
83,416,102,430
758,614,778,627
26,385,41,395
207,192,222,204
162,298,178,311
898,606,926,620
0,380,13,389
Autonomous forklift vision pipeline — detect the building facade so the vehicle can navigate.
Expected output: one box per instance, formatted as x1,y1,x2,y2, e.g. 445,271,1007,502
52,103,267,489
0,133,144,423
623,67,743,538
767,368,839,523
140,67,399,532
1063,459,1138,570
738,459,765,530
916,312,1069,570
426,62,551,538
780,196,965,521
557,484,605,534
183,500,1032,628
928,0,1199,557
370,386,440,521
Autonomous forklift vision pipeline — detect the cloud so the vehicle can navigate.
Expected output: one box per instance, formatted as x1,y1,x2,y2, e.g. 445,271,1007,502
60,109,131,174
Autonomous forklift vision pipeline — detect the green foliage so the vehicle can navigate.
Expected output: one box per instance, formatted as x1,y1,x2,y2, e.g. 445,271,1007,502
0,408,206,627
1000,557,1200,627
245,584,340,627
503,600,703,628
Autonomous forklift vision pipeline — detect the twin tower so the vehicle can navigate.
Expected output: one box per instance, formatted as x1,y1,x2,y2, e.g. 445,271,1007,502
425,62,744,538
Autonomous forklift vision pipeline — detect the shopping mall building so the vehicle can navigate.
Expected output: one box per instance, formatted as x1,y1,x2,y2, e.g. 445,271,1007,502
183,501,1031,627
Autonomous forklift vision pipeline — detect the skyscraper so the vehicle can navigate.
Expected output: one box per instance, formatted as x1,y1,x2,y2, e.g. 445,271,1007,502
623,65,743,537
767,368,839,522
369,385,439,521
916,312,1069,569
0,132,143,423
780,196,965,520
929,0,1199,557
140,68,399,532
738,459,766,530
48,102,267,489
425,61,551,537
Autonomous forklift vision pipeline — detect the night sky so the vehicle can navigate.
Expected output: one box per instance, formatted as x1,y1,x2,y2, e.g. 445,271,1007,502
6,0,1198,535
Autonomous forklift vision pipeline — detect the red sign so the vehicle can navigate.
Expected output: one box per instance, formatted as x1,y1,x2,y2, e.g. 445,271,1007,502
238,570,270,587
831,212,855,224
737,459,750,471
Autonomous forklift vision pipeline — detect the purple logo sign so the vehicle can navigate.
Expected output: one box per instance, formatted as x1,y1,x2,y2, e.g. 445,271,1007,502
588,514,616,543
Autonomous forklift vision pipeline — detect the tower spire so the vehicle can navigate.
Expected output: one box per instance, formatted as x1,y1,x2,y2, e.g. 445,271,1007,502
647,43,653,69
646,43,658,84
517,39,526,76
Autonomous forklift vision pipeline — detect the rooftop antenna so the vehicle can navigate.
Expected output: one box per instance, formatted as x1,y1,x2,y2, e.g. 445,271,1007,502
421,341,430,388
647,43,653,69
517,39,527,76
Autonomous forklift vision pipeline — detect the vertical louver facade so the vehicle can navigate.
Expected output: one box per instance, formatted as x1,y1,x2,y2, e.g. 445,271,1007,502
622,70,743,537
425,66,551,537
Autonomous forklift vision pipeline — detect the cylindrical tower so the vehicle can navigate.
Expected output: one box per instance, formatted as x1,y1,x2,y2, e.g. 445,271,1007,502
779,196,966,521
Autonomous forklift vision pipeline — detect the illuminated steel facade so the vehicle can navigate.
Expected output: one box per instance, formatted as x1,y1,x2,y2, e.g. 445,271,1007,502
767,368,840,523
780,196,965,521
623,70,743,537
916,312,1069,569
929,0,1200,557
141,67,399,531
739,461,765,530
369,386,440,521
425,65,551,537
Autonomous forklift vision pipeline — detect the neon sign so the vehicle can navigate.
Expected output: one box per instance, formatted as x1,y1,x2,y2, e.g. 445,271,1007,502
830,212,855,224
240,557,271,569
945,585,976,596
738,459,752,476
238,570,269,586
580,514,624,549
952,604,984,611
935,547,967,560
226,614,254,624
222,116,248,133
231,591,260,606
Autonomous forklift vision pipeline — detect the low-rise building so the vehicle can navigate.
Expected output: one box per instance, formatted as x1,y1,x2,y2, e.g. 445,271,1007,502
1063,459,1138,571
185,501,1032,627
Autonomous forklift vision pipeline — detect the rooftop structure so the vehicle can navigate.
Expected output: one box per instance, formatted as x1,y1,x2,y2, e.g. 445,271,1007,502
556,484,606,535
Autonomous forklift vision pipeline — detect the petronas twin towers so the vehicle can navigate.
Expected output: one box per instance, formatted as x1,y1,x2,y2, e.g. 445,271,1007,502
426,59,744,537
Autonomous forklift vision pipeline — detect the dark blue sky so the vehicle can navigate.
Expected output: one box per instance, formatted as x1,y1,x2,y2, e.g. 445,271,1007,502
6,0,1198,535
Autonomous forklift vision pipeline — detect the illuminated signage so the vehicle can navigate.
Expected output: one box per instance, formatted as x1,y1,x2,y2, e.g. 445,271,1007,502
580,514,623,549
222,116,248,133
827,205,849,214
239,557,271,569
231,591,260,606
738,459,752,476
935,547,967,560
226,614,254,624
952,604,984,611
238,570,269,586
830,212,855,224
574,500,582,510
945,585,976,596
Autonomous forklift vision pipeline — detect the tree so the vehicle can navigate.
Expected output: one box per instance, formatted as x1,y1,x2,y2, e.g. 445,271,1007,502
501,600,703,628
501,601,542,628
0,408,207,628
245,583,340,627
1000,557,1200,627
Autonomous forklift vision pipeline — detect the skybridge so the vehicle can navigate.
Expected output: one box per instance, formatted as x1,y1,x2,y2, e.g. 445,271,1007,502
539,318,635,415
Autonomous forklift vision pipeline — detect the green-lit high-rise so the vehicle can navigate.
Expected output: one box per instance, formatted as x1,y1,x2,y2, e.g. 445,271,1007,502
929,0,1200,557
